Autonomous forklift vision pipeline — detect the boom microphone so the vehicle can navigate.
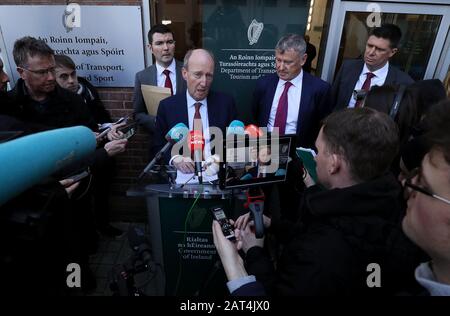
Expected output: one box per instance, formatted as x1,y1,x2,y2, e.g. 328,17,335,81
0,126,96,206
138,123,188,180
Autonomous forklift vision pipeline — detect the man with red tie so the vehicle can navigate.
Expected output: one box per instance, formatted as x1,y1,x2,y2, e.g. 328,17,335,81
331,24,414,111
252,33,331,149
133,24,185,138
153,49,237,183
252,34,331,221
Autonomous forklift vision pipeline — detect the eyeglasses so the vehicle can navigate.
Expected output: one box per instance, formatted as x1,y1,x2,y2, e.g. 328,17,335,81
404,168,450,206
19,66,56,77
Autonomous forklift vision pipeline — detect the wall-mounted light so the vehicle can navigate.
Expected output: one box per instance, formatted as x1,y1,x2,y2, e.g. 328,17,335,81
306,0,314,31
162,20,172,25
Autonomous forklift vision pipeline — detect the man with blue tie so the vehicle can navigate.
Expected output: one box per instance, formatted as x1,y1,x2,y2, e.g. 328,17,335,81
153,49,237,183
252,33,331,149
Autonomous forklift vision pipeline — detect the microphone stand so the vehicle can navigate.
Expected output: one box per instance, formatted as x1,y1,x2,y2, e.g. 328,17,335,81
180,173,196,189
138,142,171,181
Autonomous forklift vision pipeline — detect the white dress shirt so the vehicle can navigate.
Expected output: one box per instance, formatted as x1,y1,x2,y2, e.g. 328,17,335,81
267,71,303,135
155,59,177,93
173,91,217,184
415,262,450,296
348,62,389,108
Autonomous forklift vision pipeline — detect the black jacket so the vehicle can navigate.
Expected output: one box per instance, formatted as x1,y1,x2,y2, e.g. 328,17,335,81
245,174,425,295
331,59,414,111
77,77,112,124
8,79,96,130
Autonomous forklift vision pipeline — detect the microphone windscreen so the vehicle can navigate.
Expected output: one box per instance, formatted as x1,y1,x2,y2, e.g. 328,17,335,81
226,120,245,136
0,126,96,206
166,123,189,143
189,130,205,151
245,124,264,137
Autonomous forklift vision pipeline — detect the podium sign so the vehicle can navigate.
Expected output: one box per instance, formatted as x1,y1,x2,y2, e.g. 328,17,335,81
159,197,232,296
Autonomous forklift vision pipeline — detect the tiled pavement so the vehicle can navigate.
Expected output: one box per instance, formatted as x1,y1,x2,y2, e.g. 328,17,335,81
86,221,149,296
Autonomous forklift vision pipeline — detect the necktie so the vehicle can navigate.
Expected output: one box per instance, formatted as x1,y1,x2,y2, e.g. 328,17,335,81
163,69,173,95
273,81,293,135
193,102,203,133
193,102,203,160
355,72,375,108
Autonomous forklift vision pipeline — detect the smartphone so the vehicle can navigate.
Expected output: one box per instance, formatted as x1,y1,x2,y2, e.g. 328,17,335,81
114,113,133,125
210,206,235,241
120,123,137,140
96,114,133,139
69,170,90,183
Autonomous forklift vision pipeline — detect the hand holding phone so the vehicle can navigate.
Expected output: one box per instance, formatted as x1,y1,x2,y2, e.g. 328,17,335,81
210,206,236,241
119,123,137,140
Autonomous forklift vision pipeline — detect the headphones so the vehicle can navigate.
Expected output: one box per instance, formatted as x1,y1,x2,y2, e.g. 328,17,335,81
389,84,407,119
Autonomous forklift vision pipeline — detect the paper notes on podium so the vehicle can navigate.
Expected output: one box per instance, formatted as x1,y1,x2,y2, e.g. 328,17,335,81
140,84,171,116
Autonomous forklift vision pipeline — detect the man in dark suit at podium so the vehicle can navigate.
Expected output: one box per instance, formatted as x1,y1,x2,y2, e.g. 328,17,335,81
133,24,185,135
331,24,414,110
153,49,237,182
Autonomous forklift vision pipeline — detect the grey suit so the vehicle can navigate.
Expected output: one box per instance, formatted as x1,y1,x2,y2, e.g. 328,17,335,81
132,60,185,133
331,59,414,111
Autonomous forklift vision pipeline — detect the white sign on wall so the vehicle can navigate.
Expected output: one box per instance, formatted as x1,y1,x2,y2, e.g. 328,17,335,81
0,5,145,87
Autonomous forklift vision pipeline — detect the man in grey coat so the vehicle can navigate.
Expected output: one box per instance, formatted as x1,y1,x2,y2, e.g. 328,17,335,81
133,24,185,135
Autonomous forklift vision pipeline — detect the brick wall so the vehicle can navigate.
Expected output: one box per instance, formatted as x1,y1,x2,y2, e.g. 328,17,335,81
2,0,149,221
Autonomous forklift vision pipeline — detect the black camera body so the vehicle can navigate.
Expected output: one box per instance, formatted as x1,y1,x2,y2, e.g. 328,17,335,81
109,226,155,296
353,89,367,102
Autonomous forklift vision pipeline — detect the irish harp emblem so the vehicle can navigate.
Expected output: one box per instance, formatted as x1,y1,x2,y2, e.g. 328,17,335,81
248,19,264,45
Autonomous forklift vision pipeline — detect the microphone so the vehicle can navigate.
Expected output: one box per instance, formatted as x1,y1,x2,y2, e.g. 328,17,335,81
189,130,205,184
0,126,96,206
245,124,264,137
275,168,287,176
240,173,253,181
226,120,245,136
138,123,188,180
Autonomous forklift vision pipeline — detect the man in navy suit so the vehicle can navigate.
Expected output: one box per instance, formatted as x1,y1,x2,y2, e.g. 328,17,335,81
133,24,185,135
331,24,414,111
252,33,331,149
153,48,237,181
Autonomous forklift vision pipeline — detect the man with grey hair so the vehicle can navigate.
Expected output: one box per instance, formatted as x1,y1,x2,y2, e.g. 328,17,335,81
252,33,331,149
252,34,332,221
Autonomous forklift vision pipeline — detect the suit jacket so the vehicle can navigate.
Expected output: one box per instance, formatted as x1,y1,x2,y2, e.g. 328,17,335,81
153,90,237,162
252,72,332,148
133,60,185,134
331,59,414,111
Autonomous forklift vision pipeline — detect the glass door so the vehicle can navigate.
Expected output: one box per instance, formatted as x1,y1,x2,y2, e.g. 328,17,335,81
321,1,450,82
